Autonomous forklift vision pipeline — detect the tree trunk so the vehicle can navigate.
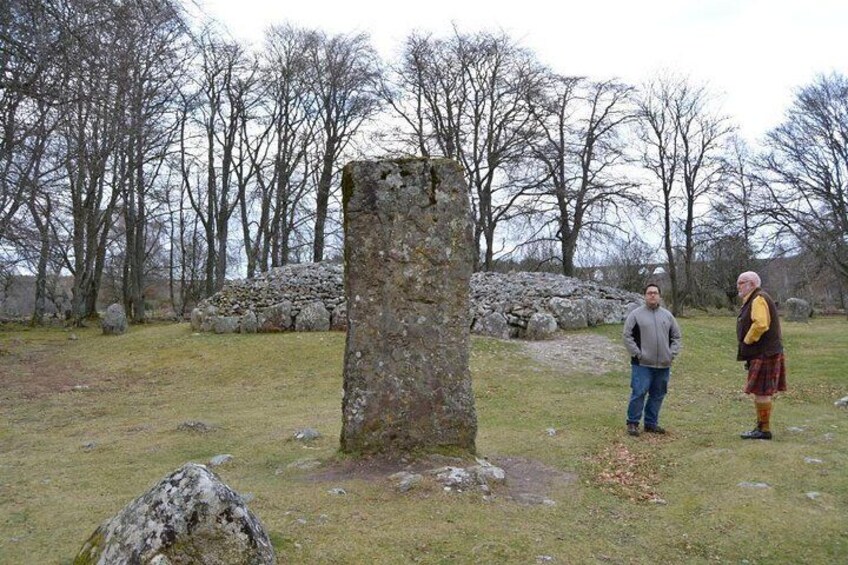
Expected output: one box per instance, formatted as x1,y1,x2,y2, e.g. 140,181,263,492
663,196,679,315
312,151,335,263
29,197,51,326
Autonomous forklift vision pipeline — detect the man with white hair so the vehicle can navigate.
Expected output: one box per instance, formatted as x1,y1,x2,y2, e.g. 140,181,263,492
736,271,787,440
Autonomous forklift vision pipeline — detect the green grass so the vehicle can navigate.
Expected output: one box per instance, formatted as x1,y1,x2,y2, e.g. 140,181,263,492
1,317,847,563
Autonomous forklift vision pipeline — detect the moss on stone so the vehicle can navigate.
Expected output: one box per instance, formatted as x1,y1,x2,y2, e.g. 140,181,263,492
72,529,104,565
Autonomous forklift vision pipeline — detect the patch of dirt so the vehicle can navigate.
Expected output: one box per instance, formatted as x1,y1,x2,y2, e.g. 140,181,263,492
0,338,92,399
521,332,626,375
302,453,576,503
490,456,578,503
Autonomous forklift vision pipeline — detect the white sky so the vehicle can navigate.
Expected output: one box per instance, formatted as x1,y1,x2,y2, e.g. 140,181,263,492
197,0,848,142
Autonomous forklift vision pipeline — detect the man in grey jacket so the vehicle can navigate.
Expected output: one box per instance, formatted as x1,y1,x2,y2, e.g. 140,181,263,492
622,283,682,436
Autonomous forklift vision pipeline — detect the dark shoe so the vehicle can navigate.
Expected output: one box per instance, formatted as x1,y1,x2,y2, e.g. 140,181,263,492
740,429,772,440
644,425,666,434
627,423,640,436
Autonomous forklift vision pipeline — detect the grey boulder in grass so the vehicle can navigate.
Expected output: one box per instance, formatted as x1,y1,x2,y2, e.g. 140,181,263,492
75,463,275,565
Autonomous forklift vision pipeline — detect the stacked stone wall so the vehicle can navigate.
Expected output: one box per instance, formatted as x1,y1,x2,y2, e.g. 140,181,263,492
191,263,642,340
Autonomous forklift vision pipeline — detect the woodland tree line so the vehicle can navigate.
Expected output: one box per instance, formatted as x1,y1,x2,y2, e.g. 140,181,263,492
2,0,847,325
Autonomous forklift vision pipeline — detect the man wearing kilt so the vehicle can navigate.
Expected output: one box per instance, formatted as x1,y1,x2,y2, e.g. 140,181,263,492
736,271,787,440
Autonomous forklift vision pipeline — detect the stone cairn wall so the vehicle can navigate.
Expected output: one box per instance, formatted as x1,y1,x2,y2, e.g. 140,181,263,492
470,271,642,339
191,265,642,340
191,263,642,339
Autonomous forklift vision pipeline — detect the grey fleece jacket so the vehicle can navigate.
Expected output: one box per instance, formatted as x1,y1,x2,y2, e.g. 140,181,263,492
622,304,682,368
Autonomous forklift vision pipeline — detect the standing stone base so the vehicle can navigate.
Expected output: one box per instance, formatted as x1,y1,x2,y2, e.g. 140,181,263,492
340,158,477,455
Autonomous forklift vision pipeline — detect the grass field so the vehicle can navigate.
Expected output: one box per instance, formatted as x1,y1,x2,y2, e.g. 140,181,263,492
1,316,846,563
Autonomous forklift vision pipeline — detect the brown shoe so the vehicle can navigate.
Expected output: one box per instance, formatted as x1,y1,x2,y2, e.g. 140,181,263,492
627,423,640,437
644,425,666,434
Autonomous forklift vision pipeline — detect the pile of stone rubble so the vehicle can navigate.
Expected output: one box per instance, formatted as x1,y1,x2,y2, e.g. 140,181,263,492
190,262,642,340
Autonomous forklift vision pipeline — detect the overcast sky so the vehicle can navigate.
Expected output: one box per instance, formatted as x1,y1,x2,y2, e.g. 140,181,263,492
197,0,848,142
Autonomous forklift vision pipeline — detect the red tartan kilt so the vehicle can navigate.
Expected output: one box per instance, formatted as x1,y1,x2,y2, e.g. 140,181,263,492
745,353,787,395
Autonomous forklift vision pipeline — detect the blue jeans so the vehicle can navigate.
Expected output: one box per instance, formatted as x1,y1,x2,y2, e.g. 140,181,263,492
626,365,670,427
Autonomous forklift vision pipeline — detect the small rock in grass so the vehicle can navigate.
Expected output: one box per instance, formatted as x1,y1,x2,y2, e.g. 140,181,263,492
293,428,321,442
738,481,770,489
209,454,233,467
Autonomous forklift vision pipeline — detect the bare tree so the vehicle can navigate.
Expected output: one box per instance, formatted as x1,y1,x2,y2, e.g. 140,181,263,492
636,76,681,312
50,1,129,324
112,0,190,322
305,31,381,262
379,32,463,159
228,58,266,279
525,76,638,276
603,233,656,293
0,0,69,324
635,74,731,313
183,32,254,294
244,24,319,275
458,31,549,270
0,0,38,243
0,0,64,246
675,81,733,303
386,29,546,270
696,136,762,306
757,72,848,289
168,130,206,317
716,136,760,251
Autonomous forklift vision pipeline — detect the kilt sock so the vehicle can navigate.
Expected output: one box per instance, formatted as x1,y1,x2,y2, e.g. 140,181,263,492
755,400,772,432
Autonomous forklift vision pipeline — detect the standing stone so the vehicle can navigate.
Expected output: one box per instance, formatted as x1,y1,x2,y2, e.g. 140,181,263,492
74,463,275,564
101,304,128,335
784,297,812,322
190,307,203,331
340,158,477,455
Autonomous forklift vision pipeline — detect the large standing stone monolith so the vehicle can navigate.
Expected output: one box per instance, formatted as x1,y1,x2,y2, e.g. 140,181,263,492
340,158,477,455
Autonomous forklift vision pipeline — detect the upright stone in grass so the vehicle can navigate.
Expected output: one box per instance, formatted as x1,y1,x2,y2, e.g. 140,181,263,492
340,158,477,455
784,297,812,322
75,463,275,564
101,303,128,335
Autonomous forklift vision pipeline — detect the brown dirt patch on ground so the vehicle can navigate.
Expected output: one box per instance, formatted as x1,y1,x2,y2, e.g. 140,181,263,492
490,456,578,503
0,336,92,400
303,453,577,503
521,332,626,375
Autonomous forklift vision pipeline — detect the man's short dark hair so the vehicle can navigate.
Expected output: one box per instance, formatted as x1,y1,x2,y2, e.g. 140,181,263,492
644,283,661,295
